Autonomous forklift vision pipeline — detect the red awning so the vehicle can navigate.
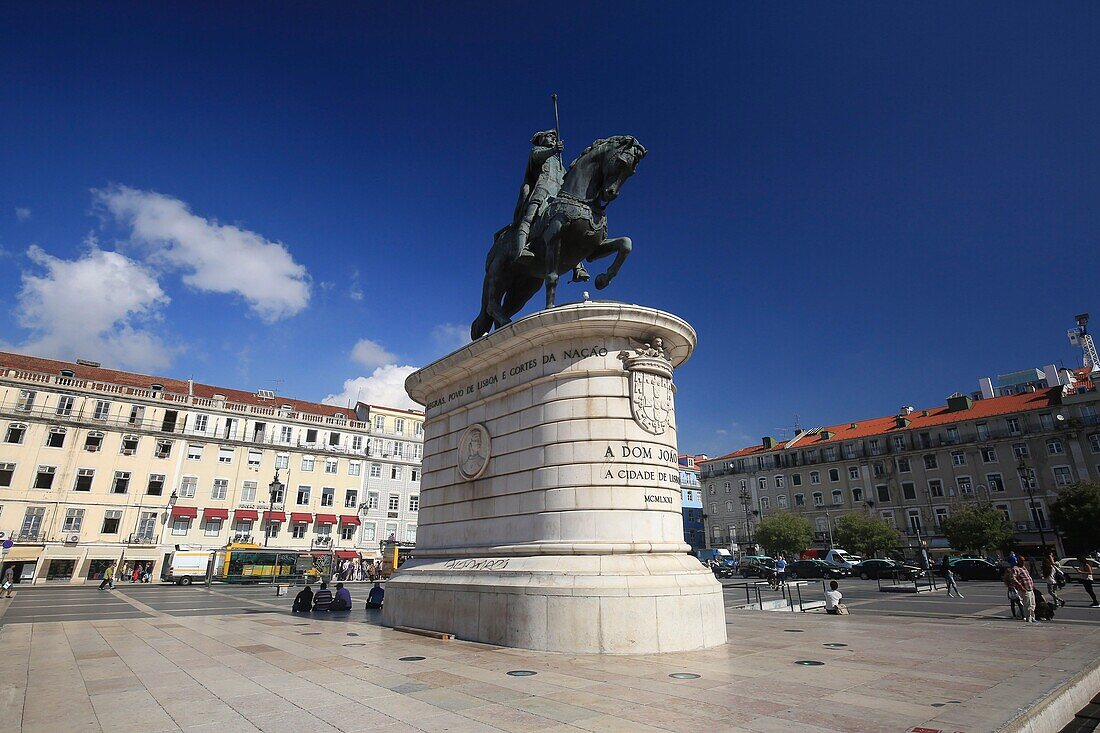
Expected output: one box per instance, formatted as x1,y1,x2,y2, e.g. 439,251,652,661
263,511,286,522
290,512,312,524
335,550,360,559
170,506,197,518
234,509,259,520
314,514,337,525
203,508,229,520
339,515,361,526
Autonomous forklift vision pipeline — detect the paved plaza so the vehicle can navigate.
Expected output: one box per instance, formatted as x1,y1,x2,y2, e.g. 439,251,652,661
1,580,1099,733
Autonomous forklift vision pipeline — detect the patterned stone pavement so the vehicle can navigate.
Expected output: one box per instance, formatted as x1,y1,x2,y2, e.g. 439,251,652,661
1,588,1099,733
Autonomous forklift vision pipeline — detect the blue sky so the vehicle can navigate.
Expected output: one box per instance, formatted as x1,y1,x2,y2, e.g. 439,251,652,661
1,4,1097,456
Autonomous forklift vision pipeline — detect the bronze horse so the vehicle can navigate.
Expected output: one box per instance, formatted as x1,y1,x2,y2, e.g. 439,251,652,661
471,135,647,340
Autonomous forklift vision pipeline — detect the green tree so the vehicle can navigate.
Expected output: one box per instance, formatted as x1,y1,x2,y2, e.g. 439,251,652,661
833,512,901,558
1051,481,1100,555
941,503,1014,553
754,513,813,558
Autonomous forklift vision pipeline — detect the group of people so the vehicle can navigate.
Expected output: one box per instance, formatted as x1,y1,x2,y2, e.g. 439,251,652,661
335,558,380,583
1002,552,1097,623
292,581,385,613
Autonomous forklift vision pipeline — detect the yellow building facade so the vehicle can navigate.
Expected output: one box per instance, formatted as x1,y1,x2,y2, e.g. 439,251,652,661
0,351,423,584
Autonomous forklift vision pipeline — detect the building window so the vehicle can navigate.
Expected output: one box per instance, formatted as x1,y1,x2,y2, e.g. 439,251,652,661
155,440,172,459
777,494,789,509
292,524,306,539
340,525,356,541
147,474,165,496
415,422,423,437
321,487,334,507
934,507,949,527
794,494,805,507
1012,442,1029,459
102,510,122,534
279,426,293,443
851,487,863,503
868,439,881,456
843,444,855,459
240,480,257,503
723,481,731,493
211,478,228,500
217,446,233,463
880,510,895,527
775,475,785,489
55,395,75,416
363,524,376,542
393,442,404,459
391,465,402,480
828,468,840,482
907,509,921,532
4,423,26,444
928,479,944,498
203,519,222,537
831,490,842,505
351,435,363,451
847,466,859,481
792,473,802,486
45,427,66,448
923,454,937,470
876,485,890,502
275,453,289,469
171,519,190,536
957,476,972,495
708,485,716,496
395,418,405,434
994,503,1011,521
388,494,400,511
268,522,281,539
1090,434,1100,453
902,482,916,501
301,457,314,472
1039,413,1054,431
367,492,379,510
296,486,310,505
824,447,837,461
409,495,419,512
976,423,989,440
946,426,960,444
179,476,198,498
71,468,94,492
192,414,208,433
1047,439,1064,456
872,462,885,478
111,471,130,494
892,435,905,451
374,415,385,431
710,502,719,515
248,449,261,467
120,435,138,455
348,461,361,476
0,462,16,488
90,400,110,420
951,451,966,466
897,458,911,473
187,444,203,460
325,458,338,474
63,508,84,532
981,446,997,463
1007,417,1021,435
987,473,1005,492
345,490,358,508
812,492,824,507
760,497,770,510
810,471,820,485
724,500,733,511
1053,466,1074,486
34,466,56,490
758,477,767,491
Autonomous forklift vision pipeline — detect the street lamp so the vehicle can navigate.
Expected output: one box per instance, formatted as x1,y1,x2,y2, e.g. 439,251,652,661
1017,460,1049,551
738,487,752,550
265,470,284,548
161,490,179,526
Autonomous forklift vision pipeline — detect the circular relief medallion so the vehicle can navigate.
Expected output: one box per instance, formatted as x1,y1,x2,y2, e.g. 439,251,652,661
457,423,491,481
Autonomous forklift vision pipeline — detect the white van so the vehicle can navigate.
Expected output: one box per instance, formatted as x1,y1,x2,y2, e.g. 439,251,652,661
822,548,862,570
162,550,211,585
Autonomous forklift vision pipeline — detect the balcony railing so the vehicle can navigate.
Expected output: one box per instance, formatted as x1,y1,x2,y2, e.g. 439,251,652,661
125,533,159,545
13,532,43,543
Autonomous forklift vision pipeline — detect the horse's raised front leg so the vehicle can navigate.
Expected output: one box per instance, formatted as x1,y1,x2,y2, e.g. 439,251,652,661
588,235,632,290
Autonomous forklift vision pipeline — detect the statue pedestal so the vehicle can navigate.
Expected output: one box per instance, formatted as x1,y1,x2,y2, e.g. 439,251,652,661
383,302,727,654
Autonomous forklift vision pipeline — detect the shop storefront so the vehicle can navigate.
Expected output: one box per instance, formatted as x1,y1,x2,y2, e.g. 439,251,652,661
1,544,42,585
44,558,77,580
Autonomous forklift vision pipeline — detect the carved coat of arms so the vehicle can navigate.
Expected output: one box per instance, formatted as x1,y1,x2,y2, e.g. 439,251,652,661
618,338,675,435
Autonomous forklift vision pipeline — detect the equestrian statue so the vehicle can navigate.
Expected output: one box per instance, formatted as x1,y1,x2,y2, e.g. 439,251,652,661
471,96,647,340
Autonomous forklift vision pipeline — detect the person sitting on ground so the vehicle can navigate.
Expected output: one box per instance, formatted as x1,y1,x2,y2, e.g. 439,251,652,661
312,581,333,612
330,582,352,611
292,583,314,613
824,580,846,615
366,581,384,609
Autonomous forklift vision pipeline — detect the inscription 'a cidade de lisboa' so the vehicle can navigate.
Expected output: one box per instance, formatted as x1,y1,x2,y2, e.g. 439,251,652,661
426,344,609,410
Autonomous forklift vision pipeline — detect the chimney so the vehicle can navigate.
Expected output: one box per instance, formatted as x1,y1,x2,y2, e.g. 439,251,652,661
946,393,973,412
895,416,910,428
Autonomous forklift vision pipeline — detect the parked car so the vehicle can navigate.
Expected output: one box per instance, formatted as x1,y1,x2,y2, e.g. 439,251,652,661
738,555,775,579
710,558,739,579
948,558,1005,581
852,558,924,581
802,548,863,570
786,559,848,580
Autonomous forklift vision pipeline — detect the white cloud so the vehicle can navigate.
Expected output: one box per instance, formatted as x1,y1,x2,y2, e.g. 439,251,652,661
94,185,310,322
351,338,398,369
1,245,174,371
323,365,419,411
15,207,31,222
348,270,363,302
430,323,469,354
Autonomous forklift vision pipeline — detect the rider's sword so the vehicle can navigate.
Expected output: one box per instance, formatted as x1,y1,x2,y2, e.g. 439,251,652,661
551,93,560,156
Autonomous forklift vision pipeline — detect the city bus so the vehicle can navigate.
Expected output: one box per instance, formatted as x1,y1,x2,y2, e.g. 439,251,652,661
210,543,334,584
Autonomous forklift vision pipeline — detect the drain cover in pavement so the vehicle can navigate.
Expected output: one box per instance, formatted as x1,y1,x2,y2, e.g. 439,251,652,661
823,643,848,648
346,632,359,636
302,632,321,636
783,629,804,633
342,643,366,647
506,670,537,676
399,656,425,662
794,660,825,666
669,673,700,680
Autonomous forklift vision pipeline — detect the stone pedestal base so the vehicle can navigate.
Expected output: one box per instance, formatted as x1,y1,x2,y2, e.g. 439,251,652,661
383,553,725,654
385,302,727,654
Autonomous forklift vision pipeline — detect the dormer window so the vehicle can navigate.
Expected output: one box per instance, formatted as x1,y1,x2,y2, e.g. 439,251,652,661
59,369,75,378
150,383,164,392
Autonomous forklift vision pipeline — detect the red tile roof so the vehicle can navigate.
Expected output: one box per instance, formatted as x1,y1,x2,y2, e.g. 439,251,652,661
0,350,352,419
701,388,1063,466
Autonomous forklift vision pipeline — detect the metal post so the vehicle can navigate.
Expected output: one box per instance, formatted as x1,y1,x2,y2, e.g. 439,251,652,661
1018,460,1048,551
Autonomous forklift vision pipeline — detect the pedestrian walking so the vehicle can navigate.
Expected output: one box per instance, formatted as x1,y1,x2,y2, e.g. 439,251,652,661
2,566,15,598
943,565,964,598
1042,556,1066,608
1008,557,1037,623
1079,556,1099,607
98,562,115,591
772,555,787,590
131,563,141,583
